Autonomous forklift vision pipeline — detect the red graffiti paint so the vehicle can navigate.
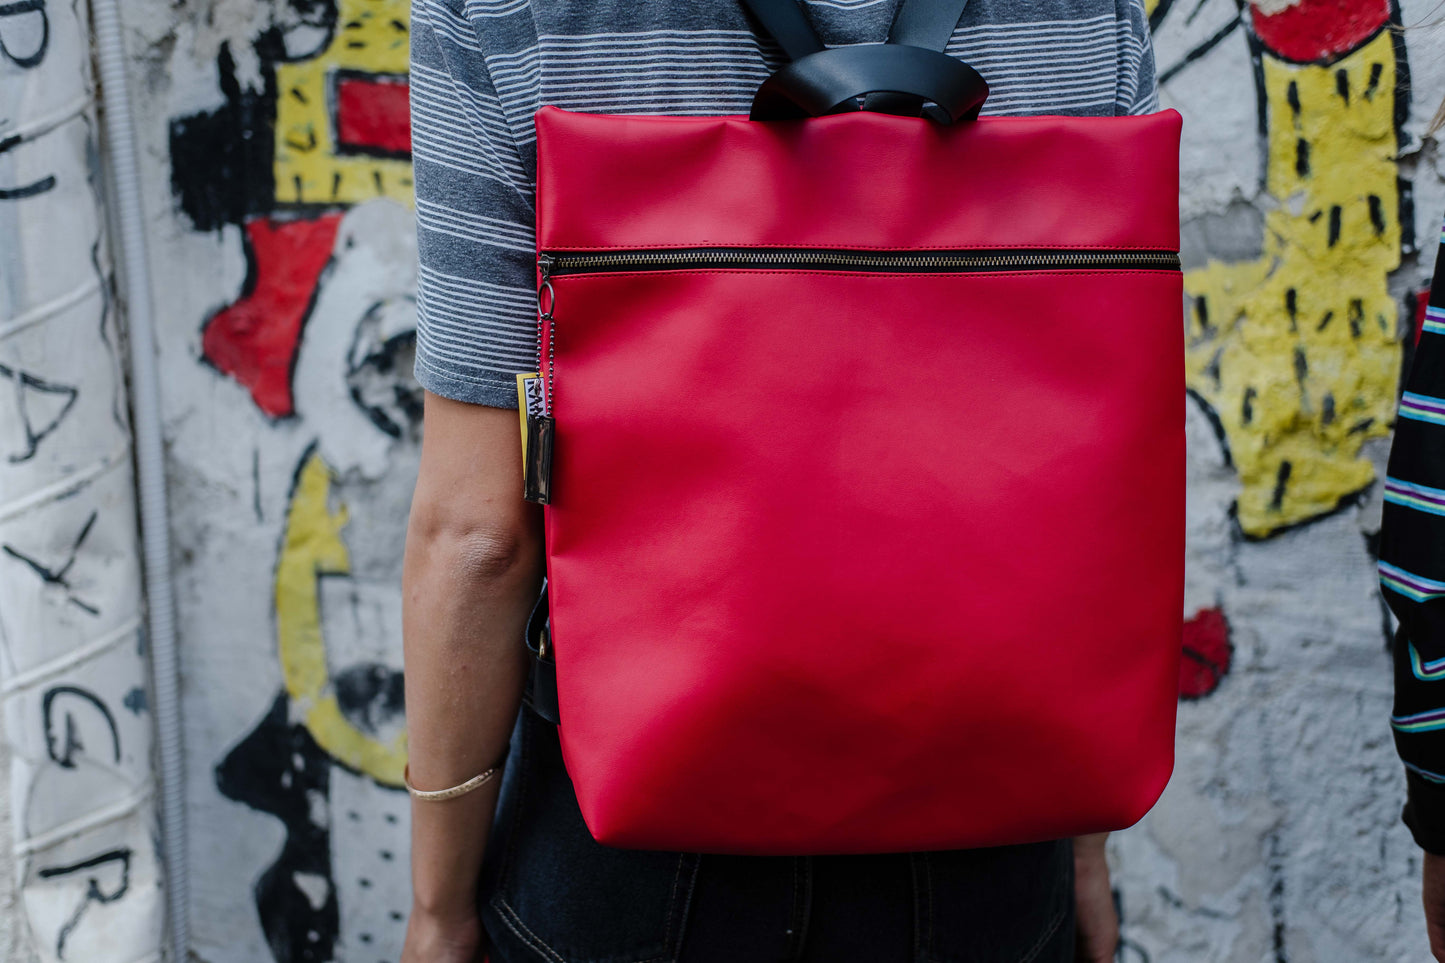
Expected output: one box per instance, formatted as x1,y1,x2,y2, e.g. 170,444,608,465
1249,0,1390,64
1179,606,1232,700
335,74,412,157
201,214,342,418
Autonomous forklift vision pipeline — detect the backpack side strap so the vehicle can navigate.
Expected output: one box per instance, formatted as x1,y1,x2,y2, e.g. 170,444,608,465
523,581,560,725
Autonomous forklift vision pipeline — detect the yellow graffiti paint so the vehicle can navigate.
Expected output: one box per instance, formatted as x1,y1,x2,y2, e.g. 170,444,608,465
273,0,413,207
1184,30,1402,537
276,451,407,785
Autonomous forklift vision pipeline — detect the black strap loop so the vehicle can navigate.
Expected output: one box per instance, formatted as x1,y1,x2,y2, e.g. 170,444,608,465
864,0,971,115
744,0,984,123
749,43,988,123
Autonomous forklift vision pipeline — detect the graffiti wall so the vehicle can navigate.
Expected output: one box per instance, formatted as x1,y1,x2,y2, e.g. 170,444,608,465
1114,0,1439,959
86,0,1445,959
0,0,165,961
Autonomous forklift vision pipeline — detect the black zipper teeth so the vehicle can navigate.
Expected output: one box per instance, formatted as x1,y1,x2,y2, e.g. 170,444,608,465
540,247,1181,275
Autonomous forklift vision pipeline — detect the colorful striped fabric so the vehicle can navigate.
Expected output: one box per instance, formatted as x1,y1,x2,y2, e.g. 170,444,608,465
1408,642,1445,682
1381,214,1445,852
1406,760,1445,786
1424,303,1445,336
1395,707,1445,734
1384,476,1445,516
1381,560,1445,603
1400,391,1445,427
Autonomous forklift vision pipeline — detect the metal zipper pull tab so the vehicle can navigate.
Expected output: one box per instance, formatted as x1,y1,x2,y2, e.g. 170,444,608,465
525,254,557,504
537,254,556,326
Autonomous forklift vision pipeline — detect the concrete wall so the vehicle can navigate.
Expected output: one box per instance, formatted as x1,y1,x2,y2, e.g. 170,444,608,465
0,0,165,960
68,0,1445,960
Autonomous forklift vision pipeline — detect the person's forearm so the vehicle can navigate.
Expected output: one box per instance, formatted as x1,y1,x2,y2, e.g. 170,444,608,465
1073,832,1117,962
402,516,542,920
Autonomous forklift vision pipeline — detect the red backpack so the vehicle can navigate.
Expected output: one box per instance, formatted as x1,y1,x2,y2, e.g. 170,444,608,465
520,0,1183,854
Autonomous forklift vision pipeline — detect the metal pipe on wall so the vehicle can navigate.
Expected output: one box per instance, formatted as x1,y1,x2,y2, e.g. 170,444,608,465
91,0,190,959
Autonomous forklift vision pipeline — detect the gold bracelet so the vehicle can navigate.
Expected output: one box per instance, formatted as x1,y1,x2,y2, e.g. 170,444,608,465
403,760,505,802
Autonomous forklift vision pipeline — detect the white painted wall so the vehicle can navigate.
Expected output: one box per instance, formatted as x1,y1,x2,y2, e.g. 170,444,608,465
4,0,1444,959
0,0,166,960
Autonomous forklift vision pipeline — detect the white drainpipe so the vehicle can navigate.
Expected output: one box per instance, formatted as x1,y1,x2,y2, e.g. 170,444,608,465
90,0,189,959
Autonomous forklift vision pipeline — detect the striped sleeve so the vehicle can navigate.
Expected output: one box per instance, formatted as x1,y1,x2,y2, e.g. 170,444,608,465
1381,214,1445,854
1115,0,1159,116
410,0,538,408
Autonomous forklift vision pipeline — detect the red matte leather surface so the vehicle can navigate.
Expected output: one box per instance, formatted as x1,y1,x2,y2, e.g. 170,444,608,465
536,106,1181,253
534,107,1184,854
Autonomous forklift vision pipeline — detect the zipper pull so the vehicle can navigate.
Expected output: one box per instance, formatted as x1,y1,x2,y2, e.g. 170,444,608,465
537,254,556,320
526,253,556,505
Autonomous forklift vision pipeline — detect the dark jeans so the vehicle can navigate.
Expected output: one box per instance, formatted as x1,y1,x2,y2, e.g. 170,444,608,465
479,709,1075,963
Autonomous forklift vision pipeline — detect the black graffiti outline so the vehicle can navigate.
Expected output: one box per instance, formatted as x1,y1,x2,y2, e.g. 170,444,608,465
2,510,99,615
0,175,56,199
346,299,421,439
36,848,131,960
0,0,61,201
1156,1,1245,87
1112,888,1153,963
328,68,411,160
216,692,340,963
42,684,121,767
0,0,48,69
0,361,79,463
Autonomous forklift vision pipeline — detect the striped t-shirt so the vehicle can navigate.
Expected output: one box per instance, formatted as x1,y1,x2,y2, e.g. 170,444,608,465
409,0,1161,408
1381,217,1445,854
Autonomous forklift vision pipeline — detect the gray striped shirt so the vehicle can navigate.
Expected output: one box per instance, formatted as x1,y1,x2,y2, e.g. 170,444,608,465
410,0,1160,407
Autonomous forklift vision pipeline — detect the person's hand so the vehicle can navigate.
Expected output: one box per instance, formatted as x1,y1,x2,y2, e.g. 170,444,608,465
1073,832,1118,963
401,905,485,963
1424,851,1445,960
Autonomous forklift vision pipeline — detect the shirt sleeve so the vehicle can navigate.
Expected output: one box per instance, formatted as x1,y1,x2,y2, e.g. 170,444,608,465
1381,216,1445,855
410,0,537,409
1115,0,1160,116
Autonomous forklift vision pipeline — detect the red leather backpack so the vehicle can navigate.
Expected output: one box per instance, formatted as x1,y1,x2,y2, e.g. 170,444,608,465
519,0,1184,855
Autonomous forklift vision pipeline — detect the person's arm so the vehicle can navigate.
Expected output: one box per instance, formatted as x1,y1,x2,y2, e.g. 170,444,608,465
403,0,544,958
401,396,541,963
1380,213,1445,961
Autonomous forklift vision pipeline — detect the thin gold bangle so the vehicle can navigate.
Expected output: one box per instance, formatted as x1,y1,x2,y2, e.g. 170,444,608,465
404,759,505,802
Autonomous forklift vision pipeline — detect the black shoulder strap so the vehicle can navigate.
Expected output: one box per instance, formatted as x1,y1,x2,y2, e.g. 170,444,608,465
886,0,969,52
740,0,825,60
744,0,969,60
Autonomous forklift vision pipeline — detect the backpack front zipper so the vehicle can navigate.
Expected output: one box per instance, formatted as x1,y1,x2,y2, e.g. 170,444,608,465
534,246,1181,401
539,247,1179,277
